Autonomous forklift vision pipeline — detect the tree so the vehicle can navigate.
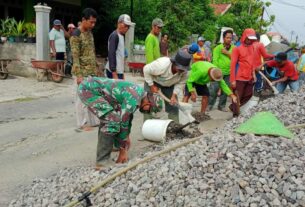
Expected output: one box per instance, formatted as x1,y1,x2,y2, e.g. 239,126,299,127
156,0,216,51
216,0,275,37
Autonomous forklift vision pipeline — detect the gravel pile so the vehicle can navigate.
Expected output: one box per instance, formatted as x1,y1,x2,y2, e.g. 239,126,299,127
10,87,305,207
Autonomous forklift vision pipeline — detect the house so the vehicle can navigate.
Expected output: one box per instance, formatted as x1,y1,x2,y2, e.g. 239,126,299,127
210,3,232,16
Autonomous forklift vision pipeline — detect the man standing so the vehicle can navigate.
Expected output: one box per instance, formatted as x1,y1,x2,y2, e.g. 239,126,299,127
253,32,274,93
105,14,134,79
160,33,169,56
78,77,163,169
184,61,237,114
49,19,69,61
65,23,75,77
145,18,164,64
230,28,257,116
143,49,192,123
208,30,235,111
70,8,99,130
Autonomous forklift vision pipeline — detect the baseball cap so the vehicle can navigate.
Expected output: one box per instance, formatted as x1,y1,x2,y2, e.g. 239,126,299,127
209,68,223,81
275,52,287,62
152,18,164,27
188,43,200,54
68,23,76,28
118,14,134,26
171,49,192,71
247,35,257,40
53,19,62,26
198,36,205,42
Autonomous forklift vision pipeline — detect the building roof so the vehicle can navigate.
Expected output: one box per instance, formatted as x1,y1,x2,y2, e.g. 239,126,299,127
210,3,232,16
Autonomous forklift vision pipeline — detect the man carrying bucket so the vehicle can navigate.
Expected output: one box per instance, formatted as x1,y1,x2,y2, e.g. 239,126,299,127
78,77,163,170
143,49,192,123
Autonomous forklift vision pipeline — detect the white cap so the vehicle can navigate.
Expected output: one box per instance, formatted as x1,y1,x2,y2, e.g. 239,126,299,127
247,35,257,40
68,23,75,28
118,14,133,26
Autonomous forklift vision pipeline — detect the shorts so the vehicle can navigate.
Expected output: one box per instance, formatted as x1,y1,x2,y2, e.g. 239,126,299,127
184,83,210,96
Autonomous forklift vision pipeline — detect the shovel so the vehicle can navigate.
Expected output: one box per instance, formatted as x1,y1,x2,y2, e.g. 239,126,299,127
258,71,279,95
157,90,196,123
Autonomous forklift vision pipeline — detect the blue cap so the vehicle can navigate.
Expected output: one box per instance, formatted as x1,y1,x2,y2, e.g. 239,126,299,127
53,19,62,26
188,43,200,54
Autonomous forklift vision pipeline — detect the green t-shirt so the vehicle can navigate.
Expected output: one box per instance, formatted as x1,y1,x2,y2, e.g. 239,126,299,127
212,44,234,75
187,61,232,96
145,33,160,64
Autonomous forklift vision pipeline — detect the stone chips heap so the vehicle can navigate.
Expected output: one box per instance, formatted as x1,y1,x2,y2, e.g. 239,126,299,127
10,87,305,207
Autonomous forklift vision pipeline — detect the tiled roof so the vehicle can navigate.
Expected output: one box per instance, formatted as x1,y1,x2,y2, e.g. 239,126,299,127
210,3,232,16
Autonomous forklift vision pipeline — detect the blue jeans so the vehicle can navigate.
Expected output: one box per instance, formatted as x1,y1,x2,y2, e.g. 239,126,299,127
276,80,299,93
299,72,305,86
254,73,263,92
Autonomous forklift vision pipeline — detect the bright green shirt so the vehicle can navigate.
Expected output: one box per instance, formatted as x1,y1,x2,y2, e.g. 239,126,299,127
187,61,232,96
145,33,160,64
212,44,234,75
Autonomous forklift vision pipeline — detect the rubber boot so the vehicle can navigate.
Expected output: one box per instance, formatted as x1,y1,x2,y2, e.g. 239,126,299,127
96,131,114,166
200,96,209,113
168,112,179,123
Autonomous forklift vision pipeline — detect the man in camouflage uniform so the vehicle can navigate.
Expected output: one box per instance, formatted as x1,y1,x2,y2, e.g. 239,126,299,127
70,8,100,130
78,77,163,168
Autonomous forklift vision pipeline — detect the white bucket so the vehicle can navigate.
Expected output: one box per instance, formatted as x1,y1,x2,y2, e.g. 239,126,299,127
260,34,271,47
142,119,173,142
178,102,193,124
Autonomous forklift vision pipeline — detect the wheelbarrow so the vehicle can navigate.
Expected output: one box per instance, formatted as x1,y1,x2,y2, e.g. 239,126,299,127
0,59,17,79
31,60,66,83
127,62,145,76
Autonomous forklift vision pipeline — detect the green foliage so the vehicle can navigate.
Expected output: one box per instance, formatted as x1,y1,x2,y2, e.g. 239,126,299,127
0,17,17,37
11,20,25,36
24,23,36,37
216,0,275,37
156,0,216,51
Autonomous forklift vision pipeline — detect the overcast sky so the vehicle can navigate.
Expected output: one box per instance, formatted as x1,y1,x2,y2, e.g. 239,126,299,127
262,0,305,45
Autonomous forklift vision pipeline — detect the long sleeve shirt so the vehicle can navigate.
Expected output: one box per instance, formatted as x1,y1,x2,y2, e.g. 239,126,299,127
187,61,232,96
213,44,234,75
105,30,125,74
230,29,257,82
70,28,97,77
253,42,274,68
78,77,145,146
143,57,187,95
145,33,161,64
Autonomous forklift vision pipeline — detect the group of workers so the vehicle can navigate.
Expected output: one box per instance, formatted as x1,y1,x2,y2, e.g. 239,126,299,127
70,8,303,170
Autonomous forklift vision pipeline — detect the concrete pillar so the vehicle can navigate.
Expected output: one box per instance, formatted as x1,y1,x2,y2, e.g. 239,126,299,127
34,4,51,60
125,23,136,62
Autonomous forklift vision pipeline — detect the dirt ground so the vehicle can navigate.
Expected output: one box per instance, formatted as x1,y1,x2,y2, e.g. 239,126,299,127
0,73,232,206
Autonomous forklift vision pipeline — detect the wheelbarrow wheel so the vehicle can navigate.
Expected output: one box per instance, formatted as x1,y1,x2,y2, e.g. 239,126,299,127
0,72,8,79
48,72,64,83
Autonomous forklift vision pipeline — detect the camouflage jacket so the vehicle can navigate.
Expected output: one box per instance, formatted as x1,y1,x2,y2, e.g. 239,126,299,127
70,28,97,77
78,77,145,146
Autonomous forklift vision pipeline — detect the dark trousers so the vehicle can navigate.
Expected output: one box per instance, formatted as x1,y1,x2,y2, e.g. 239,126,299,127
208,75,230,109
56,52,65,60
106,70,124,79
229,80,254,116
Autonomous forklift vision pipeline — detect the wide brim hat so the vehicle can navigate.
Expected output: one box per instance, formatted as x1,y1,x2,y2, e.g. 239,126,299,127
170,49,192,71
209,68,223,81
